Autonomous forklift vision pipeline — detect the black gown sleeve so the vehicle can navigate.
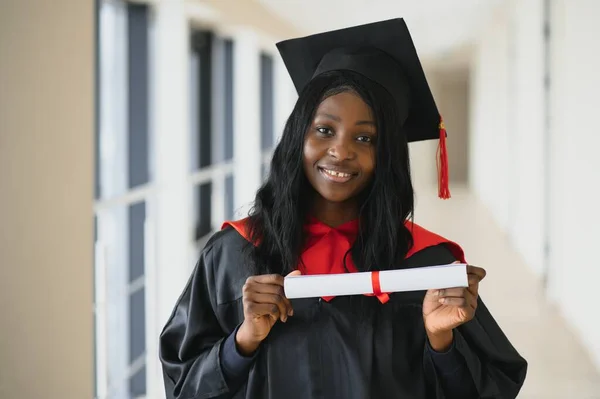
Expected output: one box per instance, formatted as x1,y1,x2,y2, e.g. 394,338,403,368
220,324,258,386
409,244,527,398
159,239,239,399
451,297,528,398
426,337,477,398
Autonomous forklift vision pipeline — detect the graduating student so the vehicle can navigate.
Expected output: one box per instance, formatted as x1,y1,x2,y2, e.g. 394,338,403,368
159,18,527,399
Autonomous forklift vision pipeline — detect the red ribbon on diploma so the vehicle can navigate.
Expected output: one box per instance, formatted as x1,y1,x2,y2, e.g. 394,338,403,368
371,271,390,304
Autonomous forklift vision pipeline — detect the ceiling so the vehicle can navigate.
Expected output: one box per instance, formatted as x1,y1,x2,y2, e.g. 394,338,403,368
257,0,503,64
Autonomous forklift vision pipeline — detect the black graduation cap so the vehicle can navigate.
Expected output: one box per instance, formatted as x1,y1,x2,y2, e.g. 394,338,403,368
276,18,450,199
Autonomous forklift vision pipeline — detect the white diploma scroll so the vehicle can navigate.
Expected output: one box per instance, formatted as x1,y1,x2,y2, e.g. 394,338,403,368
284,263,468,299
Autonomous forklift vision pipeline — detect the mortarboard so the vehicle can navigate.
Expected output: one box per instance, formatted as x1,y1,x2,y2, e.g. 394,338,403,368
276,18,450,199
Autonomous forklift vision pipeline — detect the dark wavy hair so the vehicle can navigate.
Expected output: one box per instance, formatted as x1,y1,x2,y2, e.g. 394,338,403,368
244,70,414,275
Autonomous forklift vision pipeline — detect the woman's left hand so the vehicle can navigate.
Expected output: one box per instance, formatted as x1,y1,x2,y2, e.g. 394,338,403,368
422,264,487,350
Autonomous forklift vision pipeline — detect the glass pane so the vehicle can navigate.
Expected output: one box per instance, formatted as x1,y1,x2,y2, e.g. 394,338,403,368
224,39,234,161
195,182,212,240
190,49,200,171
129,287,145,363
128,201,145,282
129,364,146,397
98,0,128,200
260,53,274,151
225,174,234,220
98,205,130,398
128,3,150,188
262,162,270,182
191,31,213,169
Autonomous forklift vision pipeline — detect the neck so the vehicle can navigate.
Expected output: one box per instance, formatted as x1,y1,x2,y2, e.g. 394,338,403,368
310,196,359,228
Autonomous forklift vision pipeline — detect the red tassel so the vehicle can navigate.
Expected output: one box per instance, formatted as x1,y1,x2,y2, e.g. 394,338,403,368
437,116,451,199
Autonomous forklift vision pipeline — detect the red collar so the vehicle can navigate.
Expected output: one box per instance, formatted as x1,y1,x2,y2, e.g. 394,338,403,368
222,217,465,303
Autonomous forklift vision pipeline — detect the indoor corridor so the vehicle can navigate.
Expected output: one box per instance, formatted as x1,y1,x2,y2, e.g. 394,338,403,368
413,184,600,398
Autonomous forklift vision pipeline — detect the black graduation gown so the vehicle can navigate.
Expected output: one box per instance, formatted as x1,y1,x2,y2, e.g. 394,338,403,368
159,227,528,399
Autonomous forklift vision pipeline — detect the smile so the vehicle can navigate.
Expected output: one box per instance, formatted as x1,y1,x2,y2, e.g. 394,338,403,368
318,167,356,183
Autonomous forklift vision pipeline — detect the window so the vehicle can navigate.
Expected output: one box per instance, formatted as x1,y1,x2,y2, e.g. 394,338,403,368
260,53,275,180
190,30,214,241
190,31,236,245
128,202,146,397
95,1,152,398
96,8,298,395
224,39,235,163
128,4,150,190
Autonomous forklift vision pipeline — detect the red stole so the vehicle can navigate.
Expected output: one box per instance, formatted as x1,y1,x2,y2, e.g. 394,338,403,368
221,217,465,304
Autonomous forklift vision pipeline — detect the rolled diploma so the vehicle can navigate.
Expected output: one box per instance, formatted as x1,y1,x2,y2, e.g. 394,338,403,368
284,263,468,299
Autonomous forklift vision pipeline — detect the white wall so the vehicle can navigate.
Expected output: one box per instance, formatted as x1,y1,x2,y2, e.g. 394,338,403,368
471,0,600,370
469,7,512,232
508,0,546,276
0,0,95,398
547,0,600,371
470,0,545,273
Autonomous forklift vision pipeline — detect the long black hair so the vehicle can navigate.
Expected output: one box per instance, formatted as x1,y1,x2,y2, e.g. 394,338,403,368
244,70,414,275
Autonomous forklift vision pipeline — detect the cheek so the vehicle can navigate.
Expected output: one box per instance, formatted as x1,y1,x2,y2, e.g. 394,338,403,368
302,142,311,167
360,149,376,175
303,137,323,165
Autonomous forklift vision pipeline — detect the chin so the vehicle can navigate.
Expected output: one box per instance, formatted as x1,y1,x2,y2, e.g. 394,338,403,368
315,187,357,204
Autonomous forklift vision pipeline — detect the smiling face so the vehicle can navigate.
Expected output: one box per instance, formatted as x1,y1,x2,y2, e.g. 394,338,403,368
303,91,377,209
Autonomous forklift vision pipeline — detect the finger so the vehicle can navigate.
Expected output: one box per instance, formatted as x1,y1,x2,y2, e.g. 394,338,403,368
467,274,480,297
438,296,468,307
436,287,466,298
247,292,291,322
245,278,294,317
260,293,290,322
468,274,482,286
451,289,477,310
465,289,478,310
250,274,285,286
245,280,286,296
467,265,487,281
286,270,302,277
246,301,282,321
424,289,442,301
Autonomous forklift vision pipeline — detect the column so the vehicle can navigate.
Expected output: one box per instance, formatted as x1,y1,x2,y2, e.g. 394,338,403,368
150,0,192,396
233,28,262,215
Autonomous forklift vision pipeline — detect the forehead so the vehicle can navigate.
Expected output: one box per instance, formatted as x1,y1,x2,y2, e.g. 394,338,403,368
315,91,374,120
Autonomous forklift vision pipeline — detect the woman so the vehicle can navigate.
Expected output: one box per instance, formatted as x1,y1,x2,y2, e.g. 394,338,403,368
159,19,527,399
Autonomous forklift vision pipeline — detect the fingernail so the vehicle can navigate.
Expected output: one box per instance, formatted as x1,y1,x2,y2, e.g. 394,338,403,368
431,290,439,296
288,309,294,316
439,298,445,304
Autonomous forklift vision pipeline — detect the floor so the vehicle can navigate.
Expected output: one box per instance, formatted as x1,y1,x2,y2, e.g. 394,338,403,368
413,184,600,399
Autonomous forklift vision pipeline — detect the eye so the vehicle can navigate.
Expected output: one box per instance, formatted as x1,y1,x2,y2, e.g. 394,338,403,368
357,135,374,143
316,126,333,136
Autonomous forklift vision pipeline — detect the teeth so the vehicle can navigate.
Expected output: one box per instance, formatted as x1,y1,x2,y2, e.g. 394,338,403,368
323,169,351,178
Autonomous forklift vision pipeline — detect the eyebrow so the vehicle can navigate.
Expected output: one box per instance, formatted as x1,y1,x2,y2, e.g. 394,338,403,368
317,113,376,127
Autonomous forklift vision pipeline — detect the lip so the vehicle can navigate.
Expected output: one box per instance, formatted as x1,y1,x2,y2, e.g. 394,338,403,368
317,166,358,184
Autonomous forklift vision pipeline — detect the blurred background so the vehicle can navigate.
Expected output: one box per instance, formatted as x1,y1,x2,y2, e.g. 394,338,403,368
1,0,599,398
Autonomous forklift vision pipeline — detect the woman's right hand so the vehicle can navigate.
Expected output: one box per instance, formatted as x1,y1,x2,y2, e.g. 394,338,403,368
235,270,301,356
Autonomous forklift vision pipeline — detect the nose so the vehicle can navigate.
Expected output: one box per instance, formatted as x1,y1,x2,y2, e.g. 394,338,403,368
327,138,355,160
